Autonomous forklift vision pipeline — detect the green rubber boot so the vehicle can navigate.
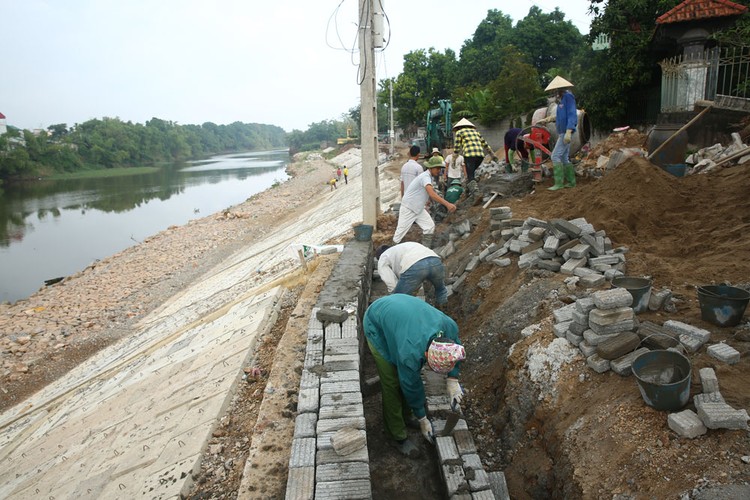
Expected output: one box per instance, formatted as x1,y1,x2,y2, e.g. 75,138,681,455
563,163,577,188
506,151,515,173
547,164,565,191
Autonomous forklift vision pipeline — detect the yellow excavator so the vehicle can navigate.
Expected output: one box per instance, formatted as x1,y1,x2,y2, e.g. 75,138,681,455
337,127,357,145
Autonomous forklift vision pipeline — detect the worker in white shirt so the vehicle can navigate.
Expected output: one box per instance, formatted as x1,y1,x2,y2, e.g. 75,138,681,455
375,242,448,305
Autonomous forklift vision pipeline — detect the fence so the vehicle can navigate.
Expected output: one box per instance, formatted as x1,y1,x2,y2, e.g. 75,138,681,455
659,45,750,112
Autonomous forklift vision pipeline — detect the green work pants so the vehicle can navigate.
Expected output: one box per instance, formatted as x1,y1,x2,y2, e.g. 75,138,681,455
367,340,412,441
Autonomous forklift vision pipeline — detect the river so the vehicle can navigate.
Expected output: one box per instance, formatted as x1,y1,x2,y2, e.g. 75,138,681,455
0,150,290,303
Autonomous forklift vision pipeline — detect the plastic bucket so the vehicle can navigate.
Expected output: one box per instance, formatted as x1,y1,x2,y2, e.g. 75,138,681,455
632,349,691,411
612,276,652,313
353,224,373,241
697,285,750,327
661,164,687,177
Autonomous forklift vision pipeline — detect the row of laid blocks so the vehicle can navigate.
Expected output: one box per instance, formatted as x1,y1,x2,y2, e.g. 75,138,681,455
286,310,373,500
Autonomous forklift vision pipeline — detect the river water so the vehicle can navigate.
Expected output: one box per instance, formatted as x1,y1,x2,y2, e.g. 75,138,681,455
0,150,290,303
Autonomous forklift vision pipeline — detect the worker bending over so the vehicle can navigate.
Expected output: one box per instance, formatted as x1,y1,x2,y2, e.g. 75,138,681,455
375,242,448,305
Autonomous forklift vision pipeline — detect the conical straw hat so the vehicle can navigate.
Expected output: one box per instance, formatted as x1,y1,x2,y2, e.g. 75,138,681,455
545,76,574,91
452,118,475,129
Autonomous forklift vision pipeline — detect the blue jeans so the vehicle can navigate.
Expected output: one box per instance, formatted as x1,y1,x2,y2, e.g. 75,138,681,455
551,134,571,164
392,257,448,305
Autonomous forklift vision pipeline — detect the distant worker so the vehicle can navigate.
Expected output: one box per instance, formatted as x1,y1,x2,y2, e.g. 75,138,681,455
429,147,445,176
536,76,578,190
375,242,448,305
401,145,424,198
444,151,465,185
336,166,342,180
329,177,337,191
393,160,456,248
444,178,464,204
452,118,497,202
343,166,349,184
503,128,530,173
363,294,465,458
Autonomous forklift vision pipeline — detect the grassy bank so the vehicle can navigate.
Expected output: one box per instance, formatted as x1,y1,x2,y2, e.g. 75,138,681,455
46,166,159,180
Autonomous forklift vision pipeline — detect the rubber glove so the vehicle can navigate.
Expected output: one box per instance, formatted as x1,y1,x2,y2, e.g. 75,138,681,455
447,378,464,408
419,416,434,444
564,130,572,144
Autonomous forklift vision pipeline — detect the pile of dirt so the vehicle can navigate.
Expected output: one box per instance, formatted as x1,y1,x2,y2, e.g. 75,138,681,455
451,156,750,498
578,129,648,168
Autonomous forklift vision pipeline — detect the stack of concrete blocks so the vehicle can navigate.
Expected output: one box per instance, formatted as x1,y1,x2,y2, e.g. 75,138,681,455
422,370,510,500
285,241,373,500
669,366,749,437
435,219,472,261
552,289,650,376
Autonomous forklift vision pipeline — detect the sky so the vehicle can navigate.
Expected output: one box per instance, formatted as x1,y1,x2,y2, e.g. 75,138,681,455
1,0,594,133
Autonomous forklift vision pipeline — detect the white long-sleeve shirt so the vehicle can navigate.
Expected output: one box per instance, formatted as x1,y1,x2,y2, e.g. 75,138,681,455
377,242,440,292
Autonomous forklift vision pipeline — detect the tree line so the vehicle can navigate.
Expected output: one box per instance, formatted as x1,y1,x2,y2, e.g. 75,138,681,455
0,118,287,184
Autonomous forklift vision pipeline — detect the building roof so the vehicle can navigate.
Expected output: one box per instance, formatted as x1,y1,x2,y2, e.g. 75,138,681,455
657,0,748,24
0,112,5,119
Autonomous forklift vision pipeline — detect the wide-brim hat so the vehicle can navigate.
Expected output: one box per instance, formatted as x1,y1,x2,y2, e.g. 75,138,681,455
545,76,574,92
431,147,440,154
426,338,465,374
452,118,475,129
426,156,444,168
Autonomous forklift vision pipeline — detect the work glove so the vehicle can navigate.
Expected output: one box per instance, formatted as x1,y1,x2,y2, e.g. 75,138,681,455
419,416,434,444
447,377,464,408
537,115,554,125
564,129,572,144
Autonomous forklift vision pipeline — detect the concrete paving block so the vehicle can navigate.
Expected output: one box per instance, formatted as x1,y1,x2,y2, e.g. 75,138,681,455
472,489,496,499
297,386,320,413
488,471,511,500
668,410,707,439
578,340,597,358
331,427,367,456
589,306,634,326
566,331,584,347
569,244,592,259
610,347,649,376
707,343,741,364
592,288,633,309
303,350,323,369
319,403,364,420
589,255,623,266
289,437,316,468
294,413,318,438
320,380,361,395
442,464,469,497
524,216,549,229
543,235,560,253
637,321,679,349
589,319,635,336
426,395,453,413
571,309,588,325
561,257,587,275
286,466,315,500
462,453,483,470
553,320,572,338
596,331,640,360
553,303,577,323
321,370,360,383
569,217,595,234
587,354,610,373
536,259,562,272
315,479,372,499
518,251,541,269
487,247,510,262
679,334,706,354
580,273,606,288
316,416,366,434
521,240,544,255
465,256,480,273
341,318,358,338
317,446,369,465
576,297,596,314
453,429,477,455
436,436,461,464
432,418,468,436
324,328,342,340
573,267,599,277
696,402,749,430
316,462,370,482
493,257,512,267
699,367,720,393
663,320,711,344
509,239,531,254
551,218,582,238
569,320,587,336
325,340,359,356
321,392,362,407
467,468,491,492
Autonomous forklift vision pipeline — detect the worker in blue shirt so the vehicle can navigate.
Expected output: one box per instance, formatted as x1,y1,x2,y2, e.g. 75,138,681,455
363,294,465,458
537,76,578,190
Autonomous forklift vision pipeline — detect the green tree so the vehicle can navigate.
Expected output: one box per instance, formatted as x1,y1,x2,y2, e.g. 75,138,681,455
514,7,586,77
485,46,543,124
456,10,515,87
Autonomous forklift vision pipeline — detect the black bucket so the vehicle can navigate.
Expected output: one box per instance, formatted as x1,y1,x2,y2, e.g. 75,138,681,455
612,276,652,313
632,349,691,411
697,285,750,327
353,224,373,241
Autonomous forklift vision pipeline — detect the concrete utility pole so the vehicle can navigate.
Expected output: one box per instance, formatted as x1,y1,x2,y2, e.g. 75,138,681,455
359,0,380,228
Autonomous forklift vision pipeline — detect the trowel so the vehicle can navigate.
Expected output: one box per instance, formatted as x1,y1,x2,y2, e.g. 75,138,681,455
440,398,461,436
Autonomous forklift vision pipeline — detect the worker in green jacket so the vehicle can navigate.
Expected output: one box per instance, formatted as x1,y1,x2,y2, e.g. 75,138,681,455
363,294,465,458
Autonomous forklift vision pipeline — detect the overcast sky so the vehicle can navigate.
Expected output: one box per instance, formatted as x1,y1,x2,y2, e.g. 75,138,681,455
1,0,594,133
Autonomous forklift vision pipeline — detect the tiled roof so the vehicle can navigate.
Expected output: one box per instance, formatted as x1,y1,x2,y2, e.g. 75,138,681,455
657,0,748,24
0,112,5,119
